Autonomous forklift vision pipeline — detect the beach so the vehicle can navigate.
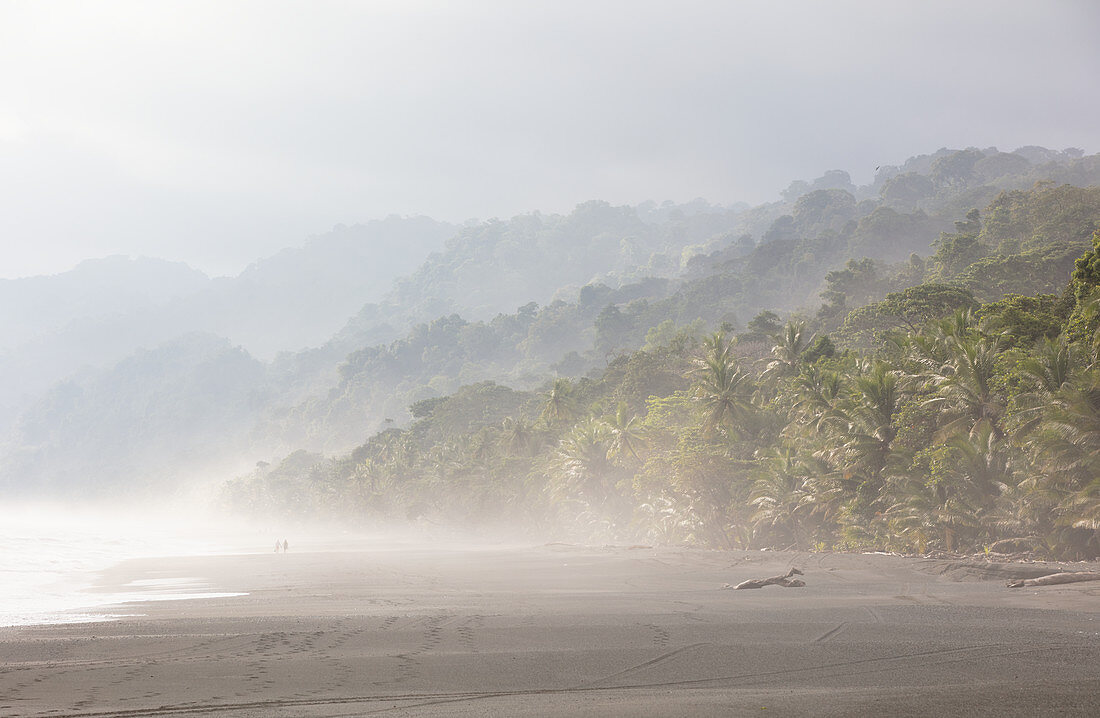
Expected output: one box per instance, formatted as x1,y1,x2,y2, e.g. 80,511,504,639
1,543,1098,717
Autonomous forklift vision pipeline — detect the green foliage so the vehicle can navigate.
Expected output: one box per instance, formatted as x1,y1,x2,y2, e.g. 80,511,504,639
598,335,692,413
14,144,1100,557
954,242,1084,302
207,147,1100,558
976,294,1071,349
982,184,1100,252
928,211,987,281
224,272,1100,557
839,284,979,347
880,172,934,208
792,189,857,238
847,208,941,263
1065,230,1100,342
930,149,984,189
800,334,837,364
10,334,267,495
816,258,891,326
409,396,446,419
739,310,783,344
411,382,531,446
1071,229,1100,303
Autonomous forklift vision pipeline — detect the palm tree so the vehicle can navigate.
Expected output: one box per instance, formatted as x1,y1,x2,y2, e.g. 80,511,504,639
886,420,1015,552
634,491,707,546
788,364,843,431
762,319,814,383
696,330,736,373
540,377,579,428
1013,336,1078,437
689,331,758,438
749,446,826,549
883,472,943,553
500,416,537,456
1024,336,1077,393
819,361,906,520
885,475,982,553
606,402,646,463
1032,369,1100,554
948,420,1016,503
902,309,974,378
929,335,1005,437
1071,294,1100,367
553,418,616,509
828,363,902,481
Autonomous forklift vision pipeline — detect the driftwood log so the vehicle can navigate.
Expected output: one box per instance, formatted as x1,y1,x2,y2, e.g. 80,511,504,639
726,567,805,589
1007,571,1100,588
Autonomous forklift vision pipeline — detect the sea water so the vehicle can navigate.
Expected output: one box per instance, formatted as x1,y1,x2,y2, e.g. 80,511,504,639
0,505,253,627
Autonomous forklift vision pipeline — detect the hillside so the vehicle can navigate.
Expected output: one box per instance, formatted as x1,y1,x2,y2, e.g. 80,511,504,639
227,225,1100,558
5,145,1100,504
0,217,453,433
221,148,1100,560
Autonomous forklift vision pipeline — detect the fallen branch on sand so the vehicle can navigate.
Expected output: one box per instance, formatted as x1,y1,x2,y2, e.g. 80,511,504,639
1006,571,1100,588
724,567,805,589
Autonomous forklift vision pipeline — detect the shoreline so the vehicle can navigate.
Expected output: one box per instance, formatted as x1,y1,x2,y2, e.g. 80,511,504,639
2,545,1098,716
77,542,1100,622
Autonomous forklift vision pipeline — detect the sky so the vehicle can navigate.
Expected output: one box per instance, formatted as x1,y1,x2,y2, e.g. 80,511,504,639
1,0,1098,279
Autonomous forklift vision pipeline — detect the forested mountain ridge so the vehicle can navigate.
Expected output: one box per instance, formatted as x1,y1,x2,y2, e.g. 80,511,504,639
327,199,746,354
5,146,1100,515
227,223,1100,559
0,257,210,427
6,333,267,496
186,215,456,358
221,147,1100,560
0,218,453,434
0,256,208,349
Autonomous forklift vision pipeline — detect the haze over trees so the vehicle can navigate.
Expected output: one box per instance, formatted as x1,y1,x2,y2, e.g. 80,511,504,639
5,145,1100,558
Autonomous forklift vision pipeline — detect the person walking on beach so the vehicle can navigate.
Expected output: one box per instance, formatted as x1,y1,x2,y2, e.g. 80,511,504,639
283,539,289,552
275,539,281,552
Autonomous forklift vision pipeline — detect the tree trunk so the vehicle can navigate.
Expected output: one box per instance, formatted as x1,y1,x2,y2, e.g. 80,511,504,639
1007,572,1100,588
729,567,805,589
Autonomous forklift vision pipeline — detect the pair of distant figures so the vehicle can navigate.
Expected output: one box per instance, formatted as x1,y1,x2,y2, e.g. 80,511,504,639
274,539,289,552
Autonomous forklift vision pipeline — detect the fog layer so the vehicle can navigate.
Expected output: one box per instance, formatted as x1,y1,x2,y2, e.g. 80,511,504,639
1,1,1098,277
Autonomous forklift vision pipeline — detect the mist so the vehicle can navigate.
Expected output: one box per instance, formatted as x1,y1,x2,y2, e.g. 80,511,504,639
2,1,1098,278
2,0,1100,574
5,5,1100,713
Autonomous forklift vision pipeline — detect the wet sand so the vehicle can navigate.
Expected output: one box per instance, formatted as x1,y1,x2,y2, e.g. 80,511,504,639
1,543,1099,717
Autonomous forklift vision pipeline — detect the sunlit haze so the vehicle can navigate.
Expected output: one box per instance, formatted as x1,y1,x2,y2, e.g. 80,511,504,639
1,0,1098,278
4,3,1100,712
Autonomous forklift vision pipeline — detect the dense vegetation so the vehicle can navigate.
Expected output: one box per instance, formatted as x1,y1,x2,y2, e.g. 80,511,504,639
7,145,1100,562
262,160,1100,456
223,251,1100,558
0,217,455,438
225,168,1100,559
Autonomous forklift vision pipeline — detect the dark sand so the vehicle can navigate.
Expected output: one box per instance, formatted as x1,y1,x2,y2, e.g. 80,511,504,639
2,543,1099,717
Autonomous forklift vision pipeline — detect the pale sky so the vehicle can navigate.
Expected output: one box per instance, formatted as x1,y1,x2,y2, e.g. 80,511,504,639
1,0,1098,279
